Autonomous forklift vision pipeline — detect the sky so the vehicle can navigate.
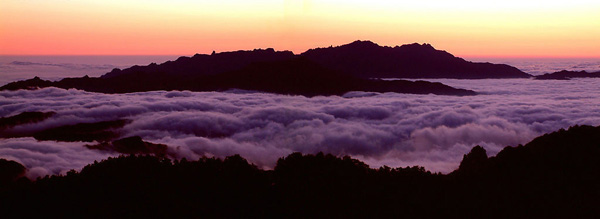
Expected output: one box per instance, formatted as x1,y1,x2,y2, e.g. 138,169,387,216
1,0,600,57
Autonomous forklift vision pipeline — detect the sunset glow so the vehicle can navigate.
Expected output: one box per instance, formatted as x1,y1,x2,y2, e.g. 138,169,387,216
1,0,599,57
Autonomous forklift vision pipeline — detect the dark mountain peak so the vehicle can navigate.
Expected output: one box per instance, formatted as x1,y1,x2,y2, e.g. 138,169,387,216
460,146,488,166
398,42,435,50
191,53,204,58
395,42,451,58
534,70,600,80
525,125,600,153
455,145,489,176
258,47,275,52
340,40,436,51
302,41,529,79
301,41,450,60
1,76,55,90
345,40,381,48
452,125,600,180
0,159,26,185
302,40,385,55
184,48,292,61
464,146,488,160
99,47,296,79
216,47,291,56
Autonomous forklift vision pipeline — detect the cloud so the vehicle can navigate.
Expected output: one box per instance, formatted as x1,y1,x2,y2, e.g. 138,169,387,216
0,62,119,86
321,105,392,120
1,78,600,176
0,138,117,179
127,111,245,138
9,61,117,71
409,122,535,152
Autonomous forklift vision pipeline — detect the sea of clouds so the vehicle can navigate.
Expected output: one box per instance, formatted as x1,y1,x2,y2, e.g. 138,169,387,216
2,78,600,178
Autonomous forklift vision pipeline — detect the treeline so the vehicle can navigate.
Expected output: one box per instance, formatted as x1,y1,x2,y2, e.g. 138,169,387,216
1,125,600,218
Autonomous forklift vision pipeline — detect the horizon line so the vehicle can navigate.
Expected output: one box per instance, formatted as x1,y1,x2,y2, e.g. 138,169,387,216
2,53,600,60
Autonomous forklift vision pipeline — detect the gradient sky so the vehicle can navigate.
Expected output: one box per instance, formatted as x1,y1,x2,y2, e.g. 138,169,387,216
1,0,599,57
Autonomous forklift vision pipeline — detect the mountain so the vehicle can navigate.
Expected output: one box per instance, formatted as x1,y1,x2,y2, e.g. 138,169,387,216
534,70,600,80
449,125,600,217
1,40,533,96
1,57,476,96
453,125,600,179
186,57,476,96
0,159,25,186
101,40,530,80
301,40,531,79
1,125,598,218
100,48,296,79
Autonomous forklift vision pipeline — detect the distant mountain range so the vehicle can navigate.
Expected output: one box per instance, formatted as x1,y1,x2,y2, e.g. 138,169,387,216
535,70,600,80
1,41,536,96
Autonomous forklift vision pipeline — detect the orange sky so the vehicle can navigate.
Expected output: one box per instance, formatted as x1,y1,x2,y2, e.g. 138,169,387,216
1,0,599,57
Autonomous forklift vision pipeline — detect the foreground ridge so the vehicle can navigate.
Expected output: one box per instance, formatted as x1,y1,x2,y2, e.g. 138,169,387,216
1,125,598,218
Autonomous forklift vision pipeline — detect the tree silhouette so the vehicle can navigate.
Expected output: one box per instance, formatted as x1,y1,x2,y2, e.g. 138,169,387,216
1,125,600,218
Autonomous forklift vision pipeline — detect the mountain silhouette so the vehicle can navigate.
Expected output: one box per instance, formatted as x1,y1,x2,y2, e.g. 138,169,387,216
0,159,26,186
452,125,600,178
185,57,476,96
534,70,600,80
100,48,295,79
98,40,530,80
1,125,598,218
301,40,531,79
1,57,477,96
1,40,536,96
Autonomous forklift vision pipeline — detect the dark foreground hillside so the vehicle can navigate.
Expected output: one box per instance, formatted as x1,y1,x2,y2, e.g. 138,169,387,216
1,125,599,218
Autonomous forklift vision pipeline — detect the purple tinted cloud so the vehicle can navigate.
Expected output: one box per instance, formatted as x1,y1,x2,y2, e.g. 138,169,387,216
1,78,600,177
0,138,117,179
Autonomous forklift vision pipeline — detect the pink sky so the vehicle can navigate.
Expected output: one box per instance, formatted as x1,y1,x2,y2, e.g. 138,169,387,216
1,0,599,57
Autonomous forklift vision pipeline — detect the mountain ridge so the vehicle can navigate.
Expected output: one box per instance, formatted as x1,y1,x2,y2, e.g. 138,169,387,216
534,70,600,80
301,40,531,79
0,57,477,96
1,125,598,218
1,40,534,96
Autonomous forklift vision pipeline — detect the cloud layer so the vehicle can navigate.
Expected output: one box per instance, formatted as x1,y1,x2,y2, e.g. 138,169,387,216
2,78,600,177
0,56,178,85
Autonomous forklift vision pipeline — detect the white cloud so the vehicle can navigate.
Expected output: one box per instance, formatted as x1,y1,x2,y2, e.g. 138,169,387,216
1,78,600,176
0,138,117,179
